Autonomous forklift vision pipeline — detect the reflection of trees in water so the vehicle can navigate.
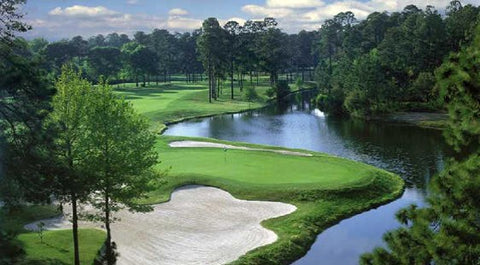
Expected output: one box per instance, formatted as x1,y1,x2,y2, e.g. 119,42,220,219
324,116,452,190
174,93,450,191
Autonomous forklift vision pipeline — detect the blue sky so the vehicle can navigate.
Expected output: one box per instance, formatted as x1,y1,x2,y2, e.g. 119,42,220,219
21,0,478,40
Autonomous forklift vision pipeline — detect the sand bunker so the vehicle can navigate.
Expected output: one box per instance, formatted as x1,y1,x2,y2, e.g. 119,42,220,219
25,186,296,265
169,140,312,157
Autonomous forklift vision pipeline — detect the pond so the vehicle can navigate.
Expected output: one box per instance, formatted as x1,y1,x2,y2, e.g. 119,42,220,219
164,94,451,265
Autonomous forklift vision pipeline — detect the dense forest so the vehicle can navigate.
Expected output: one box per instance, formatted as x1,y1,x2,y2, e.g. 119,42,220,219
14,0,480,115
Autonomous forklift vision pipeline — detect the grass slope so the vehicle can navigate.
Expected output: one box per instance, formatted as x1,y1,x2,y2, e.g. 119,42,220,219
144,136,404,265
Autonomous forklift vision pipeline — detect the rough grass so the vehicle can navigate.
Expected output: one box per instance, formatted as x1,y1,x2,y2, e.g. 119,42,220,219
0,205,106,265
143,136,404,265
17,229,106,265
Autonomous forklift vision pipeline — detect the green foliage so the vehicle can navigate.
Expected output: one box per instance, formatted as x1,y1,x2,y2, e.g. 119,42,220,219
360,24,480,265
314,3,479,117
0,0,31,43
343,51,393,116
316,87,345,115
437,25,480,152
407,72,436,102
0,38,54,210
48,65,95,198
243,86,259,102
84,82,159,212
87,46,121,80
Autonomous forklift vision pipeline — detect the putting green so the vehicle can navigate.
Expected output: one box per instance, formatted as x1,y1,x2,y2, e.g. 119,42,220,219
157,137,376,188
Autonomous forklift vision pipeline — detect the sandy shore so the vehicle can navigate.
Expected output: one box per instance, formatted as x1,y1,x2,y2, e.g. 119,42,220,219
169,140,312,157
25,186,296,265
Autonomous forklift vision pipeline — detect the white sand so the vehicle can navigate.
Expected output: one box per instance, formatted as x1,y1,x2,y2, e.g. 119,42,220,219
25,186,296,265
169,140,312,157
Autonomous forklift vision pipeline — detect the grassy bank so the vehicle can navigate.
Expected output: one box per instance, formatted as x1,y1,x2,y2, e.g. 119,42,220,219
381,111,448,130
144,136,404,264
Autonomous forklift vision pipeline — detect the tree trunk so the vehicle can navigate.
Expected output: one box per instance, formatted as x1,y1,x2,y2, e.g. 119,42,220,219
230,62,234,100
240,73,243,92
71,193,80,265
208,68,212,103
105,189,113,265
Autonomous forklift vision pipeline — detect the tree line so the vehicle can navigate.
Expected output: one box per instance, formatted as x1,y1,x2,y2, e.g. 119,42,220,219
24,17,318,101
361,22,480,265
22,1,480,115
314,1,479,116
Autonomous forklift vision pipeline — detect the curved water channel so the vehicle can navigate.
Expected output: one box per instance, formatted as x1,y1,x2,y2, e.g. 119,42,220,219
164,95,452,265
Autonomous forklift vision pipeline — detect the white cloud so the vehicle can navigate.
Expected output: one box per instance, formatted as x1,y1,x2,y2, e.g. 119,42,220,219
126,0,139,4
266,0,325,9
167,16,202,30
48,5,121,18
168,8,189,16
242,5,294,18
220,17,247,26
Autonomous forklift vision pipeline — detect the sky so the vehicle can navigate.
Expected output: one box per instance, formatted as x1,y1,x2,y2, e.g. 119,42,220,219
20,0,479,40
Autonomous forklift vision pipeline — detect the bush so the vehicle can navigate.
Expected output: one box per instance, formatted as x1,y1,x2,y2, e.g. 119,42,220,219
316,86,345,115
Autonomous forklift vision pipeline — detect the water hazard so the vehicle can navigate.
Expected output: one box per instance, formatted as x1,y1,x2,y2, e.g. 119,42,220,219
164,95,451,264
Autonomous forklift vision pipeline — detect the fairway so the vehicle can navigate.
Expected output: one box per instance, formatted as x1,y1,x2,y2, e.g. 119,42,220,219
115,82,269,131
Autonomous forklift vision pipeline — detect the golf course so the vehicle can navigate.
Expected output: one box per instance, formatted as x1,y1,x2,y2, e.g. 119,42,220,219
4,2,479,264
8,81,403,265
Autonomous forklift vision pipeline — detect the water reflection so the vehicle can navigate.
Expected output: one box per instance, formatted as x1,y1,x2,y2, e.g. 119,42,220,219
164,95,451,264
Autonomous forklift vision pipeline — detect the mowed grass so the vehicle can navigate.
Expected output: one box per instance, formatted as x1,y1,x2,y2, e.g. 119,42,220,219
156,136,375,187
18,229,106,265
143,136,404,264
114,81,270,132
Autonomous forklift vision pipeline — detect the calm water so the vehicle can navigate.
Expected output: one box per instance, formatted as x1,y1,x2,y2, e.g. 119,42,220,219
164,96,451,265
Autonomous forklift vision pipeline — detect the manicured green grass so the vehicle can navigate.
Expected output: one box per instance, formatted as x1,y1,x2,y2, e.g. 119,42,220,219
18,229,106,265
155,136,375,185
143,136,404,264
114,81,271,132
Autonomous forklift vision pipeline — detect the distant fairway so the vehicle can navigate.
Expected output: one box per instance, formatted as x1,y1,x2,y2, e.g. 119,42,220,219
115,82,270,132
